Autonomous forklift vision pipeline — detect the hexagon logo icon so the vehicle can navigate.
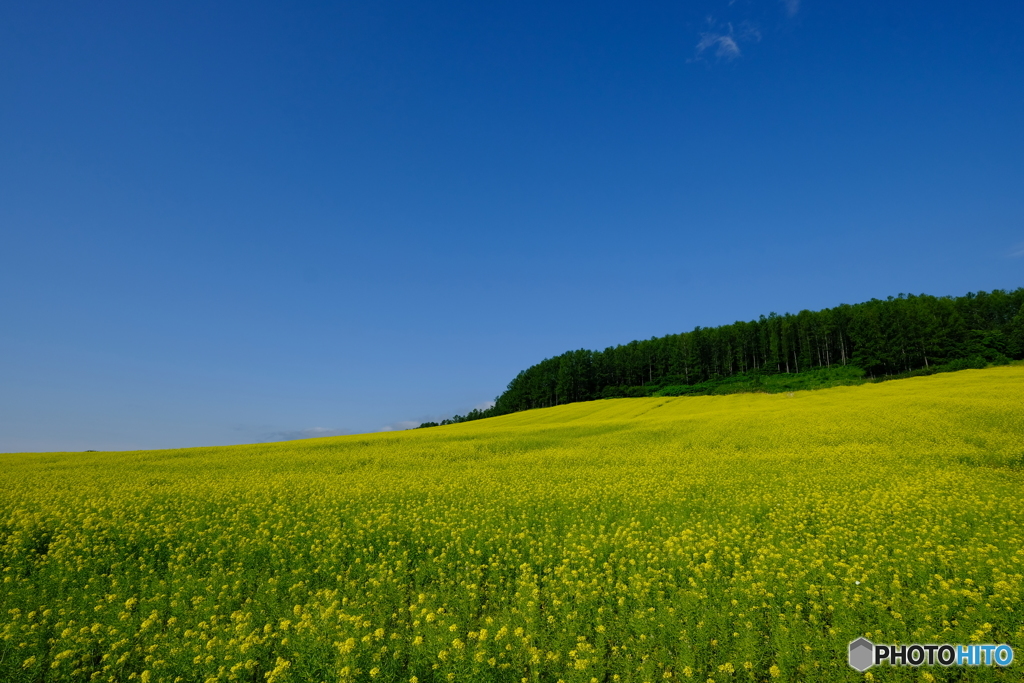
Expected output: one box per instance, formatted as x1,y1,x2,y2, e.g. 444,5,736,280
848,637,875,671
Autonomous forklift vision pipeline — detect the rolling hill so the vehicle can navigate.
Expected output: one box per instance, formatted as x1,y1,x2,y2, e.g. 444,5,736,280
2,366,1022,682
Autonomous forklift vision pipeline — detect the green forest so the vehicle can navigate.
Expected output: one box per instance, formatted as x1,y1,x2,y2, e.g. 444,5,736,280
420,288,1024,427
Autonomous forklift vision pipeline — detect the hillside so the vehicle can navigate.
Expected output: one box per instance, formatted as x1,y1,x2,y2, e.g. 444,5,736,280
2,367,1023,681
440,288,1023,424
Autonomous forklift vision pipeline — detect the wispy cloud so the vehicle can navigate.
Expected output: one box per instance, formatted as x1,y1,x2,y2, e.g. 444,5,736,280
265,426,351,441
690,3,796,64
378,421,421,432
474,400,496,411
696,32,742,60
1008,242,1024,258
692,20,761,62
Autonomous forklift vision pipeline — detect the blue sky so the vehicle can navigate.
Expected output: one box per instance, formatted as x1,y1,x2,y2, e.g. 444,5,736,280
2,0,1022,451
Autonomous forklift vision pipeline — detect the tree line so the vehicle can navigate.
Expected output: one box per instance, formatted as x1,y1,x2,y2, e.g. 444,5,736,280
420,288,1024,426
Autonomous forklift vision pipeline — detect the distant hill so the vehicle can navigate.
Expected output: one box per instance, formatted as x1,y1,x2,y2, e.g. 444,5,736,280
426,288,1023,426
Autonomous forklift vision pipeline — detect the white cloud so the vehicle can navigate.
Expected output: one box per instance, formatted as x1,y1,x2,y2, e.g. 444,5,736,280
378,421,421,432
690,5,789,64
695,32,741,60
716,35,741,58
1008,242,1024,258
474,400,496,411
693,18,763,62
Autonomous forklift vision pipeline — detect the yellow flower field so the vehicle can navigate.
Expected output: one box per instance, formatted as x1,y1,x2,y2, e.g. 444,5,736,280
2,367,1022,682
